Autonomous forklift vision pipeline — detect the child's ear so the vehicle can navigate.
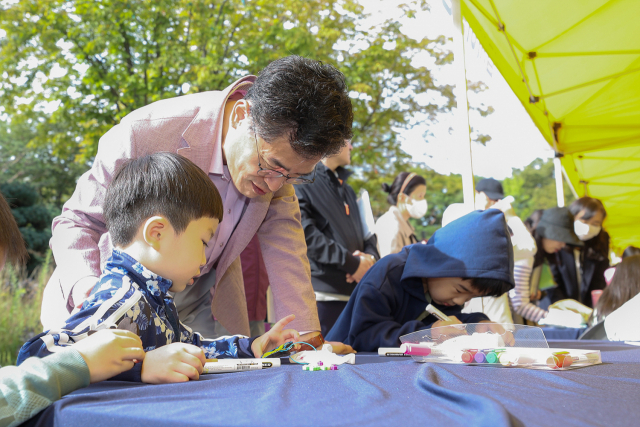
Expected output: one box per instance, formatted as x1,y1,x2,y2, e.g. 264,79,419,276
142,216,169,249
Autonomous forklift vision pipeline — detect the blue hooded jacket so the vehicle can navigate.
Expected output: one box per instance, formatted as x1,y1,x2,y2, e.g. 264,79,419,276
325,209,515,351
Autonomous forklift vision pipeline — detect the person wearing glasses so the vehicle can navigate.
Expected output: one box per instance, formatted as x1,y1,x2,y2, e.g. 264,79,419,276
40,55,354,342
295,140,380,336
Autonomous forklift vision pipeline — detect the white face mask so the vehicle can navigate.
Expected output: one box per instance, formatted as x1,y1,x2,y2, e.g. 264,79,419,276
405,198,428,219
574,220,601,241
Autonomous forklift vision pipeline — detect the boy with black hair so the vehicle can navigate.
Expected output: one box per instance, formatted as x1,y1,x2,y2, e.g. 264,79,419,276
326,209,515,352
19,153,299,383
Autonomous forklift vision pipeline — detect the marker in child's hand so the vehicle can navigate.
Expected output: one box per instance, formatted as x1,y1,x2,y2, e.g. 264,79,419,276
426,304,451,322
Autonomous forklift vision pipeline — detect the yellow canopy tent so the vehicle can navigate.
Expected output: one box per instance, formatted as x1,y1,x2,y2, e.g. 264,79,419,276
460,0,640,252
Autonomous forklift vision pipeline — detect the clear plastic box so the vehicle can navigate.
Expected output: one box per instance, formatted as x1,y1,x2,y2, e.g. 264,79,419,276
399,323,600,370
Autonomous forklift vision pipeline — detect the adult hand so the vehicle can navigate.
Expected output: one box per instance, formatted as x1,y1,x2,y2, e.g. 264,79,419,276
346,251,375,283
73,329,145,383
141,343,206,384
477,321,516,346
430,316,467,339
71,276,99,312
325,341,357,354
252,314,300,358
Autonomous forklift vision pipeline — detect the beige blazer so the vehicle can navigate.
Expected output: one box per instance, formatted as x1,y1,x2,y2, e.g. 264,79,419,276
41,76,320,335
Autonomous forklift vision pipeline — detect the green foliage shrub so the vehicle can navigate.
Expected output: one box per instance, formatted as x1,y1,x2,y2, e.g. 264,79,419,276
0,252,52,367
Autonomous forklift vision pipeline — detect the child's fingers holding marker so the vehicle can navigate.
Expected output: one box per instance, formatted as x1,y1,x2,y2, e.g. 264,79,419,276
181,345,206,372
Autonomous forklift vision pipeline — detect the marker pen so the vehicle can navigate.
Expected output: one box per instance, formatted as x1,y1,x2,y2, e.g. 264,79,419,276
400,343,432,356
461,349,478,363
426,304,451,321
203,358,280,374
546,353,598,369
378,347,411,357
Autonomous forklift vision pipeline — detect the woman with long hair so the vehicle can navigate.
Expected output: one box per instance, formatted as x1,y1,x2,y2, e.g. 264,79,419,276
591,254,640,325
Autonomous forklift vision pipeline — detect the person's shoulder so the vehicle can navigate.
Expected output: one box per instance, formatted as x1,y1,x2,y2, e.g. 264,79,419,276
122,91,221,125
82,271,136,310
375,209,401,230
361,252,408,289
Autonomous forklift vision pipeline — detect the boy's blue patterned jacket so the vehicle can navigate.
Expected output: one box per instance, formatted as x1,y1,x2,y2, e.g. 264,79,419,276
17,250,255,380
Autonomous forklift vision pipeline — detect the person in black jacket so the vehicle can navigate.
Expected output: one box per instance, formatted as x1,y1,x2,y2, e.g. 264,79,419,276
295,140,380,336
542,197,610,309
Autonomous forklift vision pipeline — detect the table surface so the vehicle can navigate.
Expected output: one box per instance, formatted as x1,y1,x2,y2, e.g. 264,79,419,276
24,340,640,427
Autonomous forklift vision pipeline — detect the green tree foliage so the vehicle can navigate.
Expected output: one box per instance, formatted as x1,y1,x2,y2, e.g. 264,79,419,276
0,0,454,169
0,183,54,272
0,120,87,207
501,157,574,222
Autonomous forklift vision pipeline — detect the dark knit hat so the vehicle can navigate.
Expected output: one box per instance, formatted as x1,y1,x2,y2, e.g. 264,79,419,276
537,207,584,247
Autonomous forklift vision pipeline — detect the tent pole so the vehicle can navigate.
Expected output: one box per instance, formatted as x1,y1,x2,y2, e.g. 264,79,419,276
451,0,475,209
554,156,565,207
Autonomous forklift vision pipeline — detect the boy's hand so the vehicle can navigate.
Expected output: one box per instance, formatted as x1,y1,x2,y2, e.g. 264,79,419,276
73,329,145,383
141,343,206,384
252,314,300,358
431,316,468,338
477,321,516,346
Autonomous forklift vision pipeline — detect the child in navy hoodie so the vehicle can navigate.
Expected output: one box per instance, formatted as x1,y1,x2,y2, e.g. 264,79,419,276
326,209,515,351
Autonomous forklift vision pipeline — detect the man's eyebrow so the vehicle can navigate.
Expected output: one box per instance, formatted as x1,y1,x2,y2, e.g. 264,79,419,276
266,156,315,176
208,229,215,240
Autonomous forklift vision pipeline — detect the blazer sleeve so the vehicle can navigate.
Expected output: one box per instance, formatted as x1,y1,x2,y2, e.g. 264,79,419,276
256,184,321,332
295,187,361,274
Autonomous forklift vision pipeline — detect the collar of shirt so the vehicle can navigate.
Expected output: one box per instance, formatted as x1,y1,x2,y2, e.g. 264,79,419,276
106,250,174,302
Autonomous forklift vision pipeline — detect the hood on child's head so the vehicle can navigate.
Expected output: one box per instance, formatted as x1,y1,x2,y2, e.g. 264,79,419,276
401,209,515,287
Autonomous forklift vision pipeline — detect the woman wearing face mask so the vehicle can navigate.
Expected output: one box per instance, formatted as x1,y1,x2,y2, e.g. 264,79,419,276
542,197,609,309
375,172,428,258
510,207,587,327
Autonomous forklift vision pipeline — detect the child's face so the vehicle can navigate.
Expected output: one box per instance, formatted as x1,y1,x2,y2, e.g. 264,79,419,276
156,217,219,293
425,277,485,307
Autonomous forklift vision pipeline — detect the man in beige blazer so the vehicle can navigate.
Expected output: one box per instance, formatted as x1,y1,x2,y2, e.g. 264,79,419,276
41,56,354,338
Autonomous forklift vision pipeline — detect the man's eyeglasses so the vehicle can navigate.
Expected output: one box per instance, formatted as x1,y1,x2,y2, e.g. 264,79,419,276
254,131,315,184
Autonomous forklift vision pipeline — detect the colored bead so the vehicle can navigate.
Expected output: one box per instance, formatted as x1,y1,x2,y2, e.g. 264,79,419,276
318,361,323,366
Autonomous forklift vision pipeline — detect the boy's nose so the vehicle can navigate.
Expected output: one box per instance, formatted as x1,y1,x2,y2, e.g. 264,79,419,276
264,175,285,192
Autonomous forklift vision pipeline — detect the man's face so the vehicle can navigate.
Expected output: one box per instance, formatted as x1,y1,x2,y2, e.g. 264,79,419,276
223,101,320,198
425,277,485,307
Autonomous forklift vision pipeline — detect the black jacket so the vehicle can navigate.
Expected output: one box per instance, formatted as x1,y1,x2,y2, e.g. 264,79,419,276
295,164,379,296
542,231,610,308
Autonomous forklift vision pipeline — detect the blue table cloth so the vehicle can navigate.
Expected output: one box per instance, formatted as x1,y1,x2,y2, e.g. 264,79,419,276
22,340,640,427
